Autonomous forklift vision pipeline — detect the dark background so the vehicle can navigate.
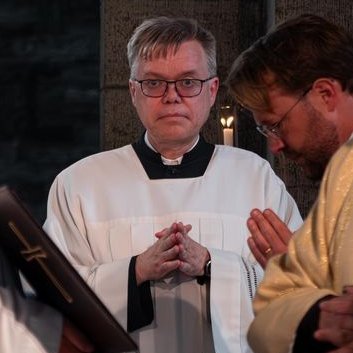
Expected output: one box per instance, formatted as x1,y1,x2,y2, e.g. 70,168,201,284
0,0,100,222
4,0,348,223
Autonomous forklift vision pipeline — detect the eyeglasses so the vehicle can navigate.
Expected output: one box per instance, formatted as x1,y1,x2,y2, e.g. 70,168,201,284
133,77,215,98
256,87,311,139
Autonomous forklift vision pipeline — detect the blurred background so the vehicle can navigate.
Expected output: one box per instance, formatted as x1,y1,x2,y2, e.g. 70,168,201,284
3,0,351,223
0,0,100,222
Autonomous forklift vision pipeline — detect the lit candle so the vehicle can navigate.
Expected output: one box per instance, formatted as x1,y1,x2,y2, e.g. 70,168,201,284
221,116,234,146
223,127,234,146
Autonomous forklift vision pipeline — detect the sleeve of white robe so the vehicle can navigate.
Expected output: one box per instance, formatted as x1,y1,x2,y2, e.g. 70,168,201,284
209,161,303,353
43,175,131,329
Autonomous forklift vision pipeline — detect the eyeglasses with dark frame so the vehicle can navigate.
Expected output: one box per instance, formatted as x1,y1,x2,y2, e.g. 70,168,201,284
255,87,312,139
133,77,215,98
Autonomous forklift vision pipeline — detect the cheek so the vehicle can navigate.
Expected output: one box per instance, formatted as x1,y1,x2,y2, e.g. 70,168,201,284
134,99,160,128
296,115,319,148
199,107,211,126
190,97,212,123
134,94,151,113
282,113,310,148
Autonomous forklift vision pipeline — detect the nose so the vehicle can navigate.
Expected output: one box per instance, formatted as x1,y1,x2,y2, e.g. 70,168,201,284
268,136,285,155
162,82,182,103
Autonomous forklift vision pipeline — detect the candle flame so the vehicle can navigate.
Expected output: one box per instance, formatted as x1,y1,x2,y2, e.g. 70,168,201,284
221,116,234,128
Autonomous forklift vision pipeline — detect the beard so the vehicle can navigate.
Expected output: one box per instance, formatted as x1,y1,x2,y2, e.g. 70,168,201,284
283,102,340,181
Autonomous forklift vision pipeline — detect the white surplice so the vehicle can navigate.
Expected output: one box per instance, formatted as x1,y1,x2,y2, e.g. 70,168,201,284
44,144,302,353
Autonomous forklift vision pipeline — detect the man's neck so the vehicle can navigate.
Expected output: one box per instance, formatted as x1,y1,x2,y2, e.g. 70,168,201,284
145,133,200,160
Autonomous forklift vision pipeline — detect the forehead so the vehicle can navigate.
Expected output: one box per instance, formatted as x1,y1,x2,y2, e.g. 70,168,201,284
252,87,300,124
134,40,209,78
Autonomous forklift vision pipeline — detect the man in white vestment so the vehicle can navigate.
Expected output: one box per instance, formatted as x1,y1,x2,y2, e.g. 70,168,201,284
0,247,93,353
43,17,302,353
227,13,353,352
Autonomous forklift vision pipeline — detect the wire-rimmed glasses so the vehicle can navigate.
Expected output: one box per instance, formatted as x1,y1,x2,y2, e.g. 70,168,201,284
255,87,311,139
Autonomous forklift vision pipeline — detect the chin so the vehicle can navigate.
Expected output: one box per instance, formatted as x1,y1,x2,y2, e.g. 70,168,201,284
164,127,191,138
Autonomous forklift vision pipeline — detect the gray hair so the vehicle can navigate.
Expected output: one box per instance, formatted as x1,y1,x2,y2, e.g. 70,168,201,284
127,17,217,78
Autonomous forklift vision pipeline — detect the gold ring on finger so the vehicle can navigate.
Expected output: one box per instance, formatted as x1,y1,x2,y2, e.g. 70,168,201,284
265,247,272,255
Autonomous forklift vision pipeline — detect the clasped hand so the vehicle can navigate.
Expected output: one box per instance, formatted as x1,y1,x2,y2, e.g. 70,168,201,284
247,208,293,268
135,222,209,285
314,286,353,352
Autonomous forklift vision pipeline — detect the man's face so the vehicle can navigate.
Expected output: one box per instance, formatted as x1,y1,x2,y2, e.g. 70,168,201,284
253,87,340,180
129,40,219,150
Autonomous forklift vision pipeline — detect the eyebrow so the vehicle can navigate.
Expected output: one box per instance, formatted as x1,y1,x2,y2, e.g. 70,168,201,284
140,70,201,79
253,112,278,126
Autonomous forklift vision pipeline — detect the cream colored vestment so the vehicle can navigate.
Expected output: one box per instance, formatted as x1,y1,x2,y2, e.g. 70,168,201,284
248,138,353,353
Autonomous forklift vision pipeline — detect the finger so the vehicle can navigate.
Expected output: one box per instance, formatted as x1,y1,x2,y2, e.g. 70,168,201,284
147,260,181,281
321,313,353,332
155,226,173,239
177,243,188,261
343,286,353,295
247,217,276,260
320,296,353,315
247,216,270,251
315,328,353,347
158,232,180,251
179,259,200,276
175,222,192,235
179,248,205,276
162,244,180,262
184,224,192,233
178,239,204,265
179,234,204,259
263,209,293,244
179,260,191,274
247,237,266,268
160,259,180,276
249,209,286,247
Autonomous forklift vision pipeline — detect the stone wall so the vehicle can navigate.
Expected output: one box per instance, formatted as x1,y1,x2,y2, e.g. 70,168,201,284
0,0,100,222
2,0,353,222
101,0,268,155
101,0,353,218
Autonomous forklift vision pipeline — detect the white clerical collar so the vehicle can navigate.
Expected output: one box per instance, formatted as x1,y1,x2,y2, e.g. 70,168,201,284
144,133,200,165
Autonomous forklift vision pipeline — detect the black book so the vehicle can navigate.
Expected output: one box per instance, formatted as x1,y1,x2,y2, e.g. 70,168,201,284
0,185,138,353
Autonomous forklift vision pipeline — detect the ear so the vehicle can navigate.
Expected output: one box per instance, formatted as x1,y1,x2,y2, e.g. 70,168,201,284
311,78,340,112
129,79,137,106
209,76,220,107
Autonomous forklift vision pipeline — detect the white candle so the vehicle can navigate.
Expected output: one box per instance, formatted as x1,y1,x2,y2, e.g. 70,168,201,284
220,114,235,146
223,127,234,146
